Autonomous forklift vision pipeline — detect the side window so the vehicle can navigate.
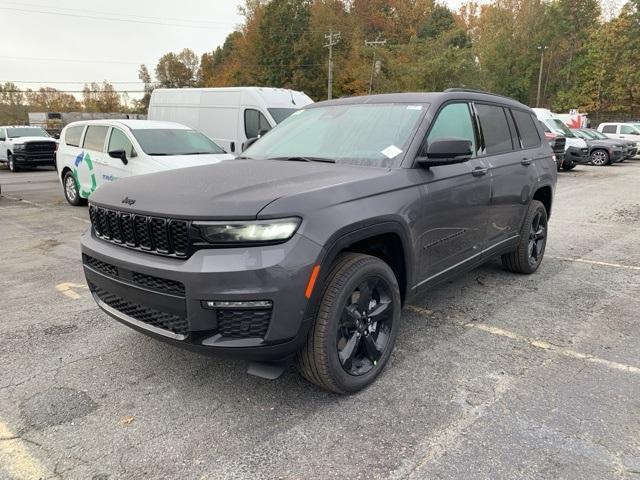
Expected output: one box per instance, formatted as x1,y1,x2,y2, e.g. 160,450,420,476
0,128,5,141
602,125,617,134
476,104,513,154
107,128,136,157
244,109,272,139
511,110,541,149
426,102,476,156
620,125,639,135
65,126,84,147
83,126,109,152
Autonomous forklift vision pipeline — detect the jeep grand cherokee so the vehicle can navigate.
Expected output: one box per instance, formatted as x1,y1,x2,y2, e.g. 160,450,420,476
81,90,556,394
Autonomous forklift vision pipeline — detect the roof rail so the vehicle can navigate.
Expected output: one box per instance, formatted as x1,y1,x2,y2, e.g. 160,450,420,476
444,88,517,102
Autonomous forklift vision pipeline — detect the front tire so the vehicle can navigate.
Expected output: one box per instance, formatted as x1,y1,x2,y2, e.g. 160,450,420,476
590,149,610,166
297,253,401,394
562,160,576,170
8,154,19,172
62,170,86,206
502,200,548,274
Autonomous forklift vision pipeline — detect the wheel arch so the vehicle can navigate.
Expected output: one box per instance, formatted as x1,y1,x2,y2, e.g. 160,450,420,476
533,184,553,218
315,221,414,306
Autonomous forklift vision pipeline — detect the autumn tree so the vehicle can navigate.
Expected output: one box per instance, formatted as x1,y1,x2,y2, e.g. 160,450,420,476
155,48,200,88
25,88,81,112
83,82,122,112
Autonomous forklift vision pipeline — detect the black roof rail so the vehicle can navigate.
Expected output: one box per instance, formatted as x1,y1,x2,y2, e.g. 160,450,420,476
444,88,518,102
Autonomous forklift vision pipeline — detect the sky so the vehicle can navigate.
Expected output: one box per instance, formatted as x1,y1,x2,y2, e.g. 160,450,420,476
0,0,627,103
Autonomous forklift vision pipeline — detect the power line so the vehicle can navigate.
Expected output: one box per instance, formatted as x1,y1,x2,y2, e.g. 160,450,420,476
0,6,233,29
1,0,238,27
1,80,144,85
0,55,152,65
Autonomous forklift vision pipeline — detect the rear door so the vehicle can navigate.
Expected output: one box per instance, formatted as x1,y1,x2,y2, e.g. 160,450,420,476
601,124,619,139
59,124,85,176
80,125,110,197
415,101,492,283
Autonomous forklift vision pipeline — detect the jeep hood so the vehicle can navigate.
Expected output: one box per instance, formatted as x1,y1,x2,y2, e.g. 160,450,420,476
89,159,391,220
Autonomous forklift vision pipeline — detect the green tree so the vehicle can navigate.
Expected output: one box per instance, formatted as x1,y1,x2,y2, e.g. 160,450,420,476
155,48,200,88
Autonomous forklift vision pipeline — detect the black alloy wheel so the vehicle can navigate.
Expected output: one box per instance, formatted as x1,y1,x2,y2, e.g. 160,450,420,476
337,277,394,376
502,200,548,274
527,209,547,267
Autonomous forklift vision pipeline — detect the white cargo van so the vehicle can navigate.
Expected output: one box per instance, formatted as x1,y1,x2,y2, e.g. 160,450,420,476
148,87,314,155
533,108,589,169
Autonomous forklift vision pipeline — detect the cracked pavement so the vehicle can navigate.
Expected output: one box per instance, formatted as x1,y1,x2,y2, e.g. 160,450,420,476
1,162,639,479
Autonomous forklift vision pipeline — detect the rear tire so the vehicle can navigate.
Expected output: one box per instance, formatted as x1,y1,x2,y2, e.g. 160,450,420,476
297,253,401,394
562,160,576,170
62,170,86,206
501,200,548,274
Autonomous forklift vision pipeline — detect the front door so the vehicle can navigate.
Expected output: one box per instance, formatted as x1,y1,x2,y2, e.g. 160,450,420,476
100,127,137,184
415,102,492,284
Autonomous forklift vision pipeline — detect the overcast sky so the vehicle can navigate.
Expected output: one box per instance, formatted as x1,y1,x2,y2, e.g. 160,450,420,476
1,0,625,103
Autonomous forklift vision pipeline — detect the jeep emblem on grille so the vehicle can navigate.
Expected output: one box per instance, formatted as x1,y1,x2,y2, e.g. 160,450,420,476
122,197,136,206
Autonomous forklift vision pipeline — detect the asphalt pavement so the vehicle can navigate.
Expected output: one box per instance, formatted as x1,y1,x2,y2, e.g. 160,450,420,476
0,162,639,479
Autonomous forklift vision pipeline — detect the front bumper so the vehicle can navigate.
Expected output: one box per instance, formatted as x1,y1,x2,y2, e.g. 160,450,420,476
566,146,590,164
81,230,323,361
14,151,56,165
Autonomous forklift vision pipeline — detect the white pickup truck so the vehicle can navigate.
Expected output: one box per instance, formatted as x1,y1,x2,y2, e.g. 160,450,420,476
0,126,58,172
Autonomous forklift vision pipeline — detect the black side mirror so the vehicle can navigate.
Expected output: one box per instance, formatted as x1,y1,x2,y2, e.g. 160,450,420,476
417,138,473,167
109,149,128,165
242,137,259,152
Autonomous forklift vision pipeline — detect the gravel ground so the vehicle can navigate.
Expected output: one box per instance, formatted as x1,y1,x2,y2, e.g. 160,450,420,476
0,162,639,480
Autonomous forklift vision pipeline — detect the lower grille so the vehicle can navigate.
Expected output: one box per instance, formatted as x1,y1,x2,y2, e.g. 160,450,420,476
217,309,271,339
94,286,188,336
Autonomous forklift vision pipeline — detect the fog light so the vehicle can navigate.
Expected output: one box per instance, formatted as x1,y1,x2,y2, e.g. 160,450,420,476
202,300,273,309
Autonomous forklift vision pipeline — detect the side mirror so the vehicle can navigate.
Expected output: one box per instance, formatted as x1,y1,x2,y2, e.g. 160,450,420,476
109,149,128,165
242,137,259,152
417,138,473,167
52,133,60,140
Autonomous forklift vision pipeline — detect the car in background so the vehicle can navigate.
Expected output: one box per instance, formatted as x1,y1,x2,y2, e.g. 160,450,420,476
597,123,640,155
533,108,589,170
571,129,624,166
0,125,58,172
540,122,566,171
148,87,314,155
585,127,637,160
56,120,234,206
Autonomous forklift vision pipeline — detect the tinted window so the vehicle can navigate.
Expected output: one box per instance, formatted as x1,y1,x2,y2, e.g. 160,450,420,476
512,110,541,149
83,126,109,152
602,125,617,134
620,125,640,135
108,128,136,157
65,126,84,147
244,109,272,139
476,104,513,154
427,103,476,156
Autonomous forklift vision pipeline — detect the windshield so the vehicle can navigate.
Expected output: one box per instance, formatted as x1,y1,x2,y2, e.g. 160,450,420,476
574,129,593,140
245,103,426,167
131,129,226,156
590,130,609,140
268,108,298,124
548,119,575,137
7,127,50,139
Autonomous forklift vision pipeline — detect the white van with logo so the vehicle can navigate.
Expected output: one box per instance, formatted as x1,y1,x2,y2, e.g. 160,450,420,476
56,119,233,206
148,87,314,155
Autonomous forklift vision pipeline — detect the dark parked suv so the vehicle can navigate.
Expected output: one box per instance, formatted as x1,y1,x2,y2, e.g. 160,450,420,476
81,90,556,393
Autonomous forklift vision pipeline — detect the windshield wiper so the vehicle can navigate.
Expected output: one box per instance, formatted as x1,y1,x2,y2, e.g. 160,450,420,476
269,156,336,164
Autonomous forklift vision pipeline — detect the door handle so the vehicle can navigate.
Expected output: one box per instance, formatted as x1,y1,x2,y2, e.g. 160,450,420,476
472,166,488,177
521,157,532,166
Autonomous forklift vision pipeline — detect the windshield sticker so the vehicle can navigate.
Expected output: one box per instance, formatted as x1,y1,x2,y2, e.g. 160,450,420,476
407,105,423,110
381,145,403,159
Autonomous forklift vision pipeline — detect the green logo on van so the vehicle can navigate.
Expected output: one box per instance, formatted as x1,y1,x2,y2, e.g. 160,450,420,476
73,152,97,197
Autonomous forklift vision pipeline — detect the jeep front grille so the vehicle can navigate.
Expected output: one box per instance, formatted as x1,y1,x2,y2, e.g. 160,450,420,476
89,206,189,257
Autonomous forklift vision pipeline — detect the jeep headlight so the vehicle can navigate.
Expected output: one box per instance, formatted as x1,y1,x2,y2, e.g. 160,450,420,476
13,143,25,151
195,218,301,244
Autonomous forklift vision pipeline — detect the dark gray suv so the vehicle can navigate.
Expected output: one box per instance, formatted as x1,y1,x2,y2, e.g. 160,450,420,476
81,90,556,393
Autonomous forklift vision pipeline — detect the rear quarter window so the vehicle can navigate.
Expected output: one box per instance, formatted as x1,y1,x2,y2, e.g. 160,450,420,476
476,104,513,154
64,126,84,147
512,110,541,149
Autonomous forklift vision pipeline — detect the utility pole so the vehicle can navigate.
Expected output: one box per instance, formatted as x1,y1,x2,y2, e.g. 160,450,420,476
536,45,548,108
324,28,341,100
365,36,386,95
